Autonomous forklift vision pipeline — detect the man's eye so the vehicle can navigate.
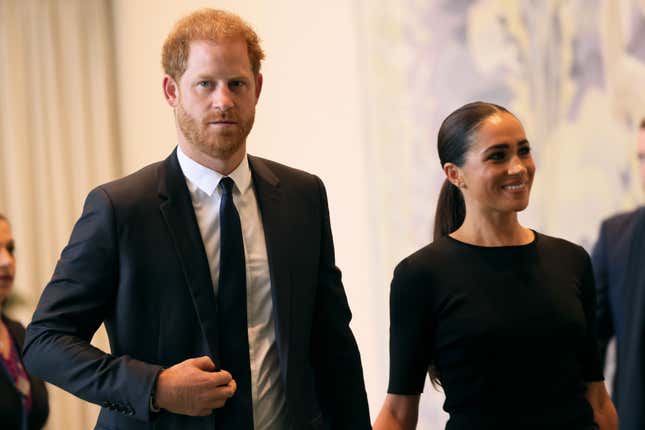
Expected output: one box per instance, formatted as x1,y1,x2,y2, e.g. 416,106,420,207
229,80,245,89
198,81,212,88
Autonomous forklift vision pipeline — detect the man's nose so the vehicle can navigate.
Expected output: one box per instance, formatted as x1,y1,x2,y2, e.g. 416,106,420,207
212,85,234,111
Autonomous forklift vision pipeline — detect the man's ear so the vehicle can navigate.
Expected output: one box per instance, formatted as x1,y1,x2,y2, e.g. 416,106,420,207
163,75,179,107
443,162,465,188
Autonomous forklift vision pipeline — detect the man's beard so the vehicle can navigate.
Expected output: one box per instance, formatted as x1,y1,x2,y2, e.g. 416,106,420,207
176,102,254,160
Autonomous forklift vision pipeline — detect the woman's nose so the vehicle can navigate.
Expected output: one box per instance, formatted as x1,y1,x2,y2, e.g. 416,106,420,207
508,156,527,175
0,248,10,267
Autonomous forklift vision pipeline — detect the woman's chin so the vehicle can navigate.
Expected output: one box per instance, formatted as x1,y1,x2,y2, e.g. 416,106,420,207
0,284,12,302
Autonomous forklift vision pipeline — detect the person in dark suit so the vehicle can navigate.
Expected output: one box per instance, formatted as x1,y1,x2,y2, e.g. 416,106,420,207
0,214,49,430
592,118,645,430
22,9,369,430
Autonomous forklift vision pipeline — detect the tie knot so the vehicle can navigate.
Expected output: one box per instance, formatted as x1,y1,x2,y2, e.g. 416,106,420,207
220,177,235,195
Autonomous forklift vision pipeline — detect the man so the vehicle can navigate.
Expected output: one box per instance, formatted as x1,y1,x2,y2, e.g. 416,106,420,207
22,9,370,430
592,118,645,430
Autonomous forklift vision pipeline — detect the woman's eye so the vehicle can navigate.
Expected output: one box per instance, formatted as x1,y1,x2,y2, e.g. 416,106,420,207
488,152,505,161
519,146,531,156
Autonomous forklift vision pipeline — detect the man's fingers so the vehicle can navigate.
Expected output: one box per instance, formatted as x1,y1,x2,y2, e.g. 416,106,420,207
211,369,233,385
228,378,237,395
217,380,236,399
207,381,236,401
156,359,237,415
190,355,216,371
197,380,237,410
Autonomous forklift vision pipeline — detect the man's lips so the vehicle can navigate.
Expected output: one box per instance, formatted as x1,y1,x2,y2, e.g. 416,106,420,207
206,119,237,125
0,274,13,282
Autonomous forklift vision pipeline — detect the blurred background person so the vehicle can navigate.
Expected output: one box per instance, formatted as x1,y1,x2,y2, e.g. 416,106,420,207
592,118,645,430
0,213,49,430
374,102,617,430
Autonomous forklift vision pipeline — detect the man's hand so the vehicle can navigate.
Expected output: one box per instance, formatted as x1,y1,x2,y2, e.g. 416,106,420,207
154,356,237,416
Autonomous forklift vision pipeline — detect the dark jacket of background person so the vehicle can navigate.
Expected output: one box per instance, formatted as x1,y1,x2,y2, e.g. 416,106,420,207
592,206,645,430
0,315,48,430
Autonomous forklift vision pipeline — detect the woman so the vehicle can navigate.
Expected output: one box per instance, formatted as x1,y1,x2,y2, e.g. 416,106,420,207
0,214,48,430
374,102,618,430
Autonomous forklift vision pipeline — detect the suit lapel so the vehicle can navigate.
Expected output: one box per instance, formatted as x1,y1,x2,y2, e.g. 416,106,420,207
249,155,292,375
157,149,221,365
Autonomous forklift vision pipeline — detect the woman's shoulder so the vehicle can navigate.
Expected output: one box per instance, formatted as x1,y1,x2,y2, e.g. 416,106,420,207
533,231,590,262
393,236,459,278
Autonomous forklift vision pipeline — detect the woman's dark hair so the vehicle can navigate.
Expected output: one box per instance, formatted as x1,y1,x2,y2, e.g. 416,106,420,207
433,101,512,240
428,102,514,388
640,117,645,129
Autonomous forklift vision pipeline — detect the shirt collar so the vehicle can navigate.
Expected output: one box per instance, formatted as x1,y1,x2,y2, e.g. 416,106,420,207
177,145,252,196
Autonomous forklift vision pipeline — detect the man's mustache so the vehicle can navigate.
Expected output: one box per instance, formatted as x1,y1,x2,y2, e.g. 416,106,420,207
203,115,238,123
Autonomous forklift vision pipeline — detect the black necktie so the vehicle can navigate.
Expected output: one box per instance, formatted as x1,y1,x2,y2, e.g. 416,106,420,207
216,177,253,429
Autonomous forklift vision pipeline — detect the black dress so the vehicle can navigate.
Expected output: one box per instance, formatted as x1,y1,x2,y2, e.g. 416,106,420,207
0,315,49,430
387,232,603,430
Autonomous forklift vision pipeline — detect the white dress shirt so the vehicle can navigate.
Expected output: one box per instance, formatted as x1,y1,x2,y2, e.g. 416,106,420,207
177,146,289,429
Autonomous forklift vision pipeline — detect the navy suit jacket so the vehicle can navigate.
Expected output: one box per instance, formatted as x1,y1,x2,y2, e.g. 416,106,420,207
23,150,370,430
592,206,645,430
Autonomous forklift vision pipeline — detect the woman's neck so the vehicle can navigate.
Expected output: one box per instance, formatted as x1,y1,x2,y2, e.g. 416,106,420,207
450,212,533,247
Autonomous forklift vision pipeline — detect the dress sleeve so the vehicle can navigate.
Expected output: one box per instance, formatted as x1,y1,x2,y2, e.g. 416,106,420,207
578,249,605,382
387,257,433,394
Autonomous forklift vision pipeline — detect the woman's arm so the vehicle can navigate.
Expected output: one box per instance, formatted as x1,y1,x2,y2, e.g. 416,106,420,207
373,394,420,430
585,381,618,430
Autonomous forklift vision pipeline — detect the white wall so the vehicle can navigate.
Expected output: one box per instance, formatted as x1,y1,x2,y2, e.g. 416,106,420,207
112,0,380,417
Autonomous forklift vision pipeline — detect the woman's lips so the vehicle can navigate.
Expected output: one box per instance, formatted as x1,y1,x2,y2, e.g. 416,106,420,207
501,181,528,191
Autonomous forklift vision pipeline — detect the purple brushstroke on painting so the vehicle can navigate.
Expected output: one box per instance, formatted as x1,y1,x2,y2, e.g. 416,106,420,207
568,3,606,121
620,168,631,189
627,7,645,60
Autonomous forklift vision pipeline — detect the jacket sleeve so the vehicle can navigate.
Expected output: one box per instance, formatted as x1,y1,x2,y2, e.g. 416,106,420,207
22,187,162,422
309,176,371,429
591,219,614,370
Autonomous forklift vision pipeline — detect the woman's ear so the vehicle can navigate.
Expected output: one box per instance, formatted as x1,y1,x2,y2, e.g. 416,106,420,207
443,163,465,188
